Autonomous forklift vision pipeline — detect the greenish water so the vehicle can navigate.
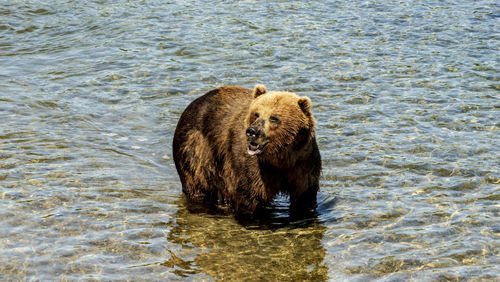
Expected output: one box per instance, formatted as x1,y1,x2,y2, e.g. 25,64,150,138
1,0,499,280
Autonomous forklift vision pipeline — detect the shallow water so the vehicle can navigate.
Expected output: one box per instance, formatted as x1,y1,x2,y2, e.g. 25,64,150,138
1,0,499,280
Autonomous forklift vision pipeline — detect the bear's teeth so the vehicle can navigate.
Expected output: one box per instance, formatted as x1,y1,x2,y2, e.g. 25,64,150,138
247,142,267,155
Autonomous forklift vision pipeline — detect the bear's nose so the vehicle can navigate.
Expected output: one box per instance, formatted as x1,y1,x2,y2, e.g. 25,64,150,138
246,127,257,137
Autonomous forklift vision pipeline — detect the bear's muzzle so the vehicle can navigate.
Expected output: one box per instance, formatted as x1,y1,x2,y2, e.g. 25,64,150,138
246,126,267,155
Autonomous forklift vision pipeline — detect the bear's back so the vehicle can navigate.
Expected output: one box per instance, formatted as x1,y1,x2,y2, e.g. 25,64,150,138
176,86,252,133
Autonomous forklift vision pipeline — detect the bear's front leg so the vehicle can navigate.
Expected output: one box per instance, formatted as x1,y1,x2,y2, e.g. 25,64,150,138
232,185,263,216
289,182,319,219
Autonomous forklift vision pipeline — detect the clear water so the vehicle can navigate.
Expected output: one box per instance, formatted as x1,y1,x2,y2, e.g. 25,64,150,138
1,0,499,280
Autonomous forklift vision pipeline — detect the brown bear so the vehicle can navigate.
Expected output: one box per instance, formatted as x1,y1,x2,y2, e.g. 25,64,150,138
172,84,321,216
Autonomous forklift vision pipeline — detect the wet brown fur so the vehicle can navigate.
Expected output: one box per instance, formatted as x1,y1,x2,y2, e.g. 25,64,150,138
173,85,321,216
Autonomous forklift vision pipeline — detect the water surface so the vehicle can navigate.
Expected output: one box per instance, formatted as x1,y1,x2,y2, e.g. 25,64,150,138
1,0,499,280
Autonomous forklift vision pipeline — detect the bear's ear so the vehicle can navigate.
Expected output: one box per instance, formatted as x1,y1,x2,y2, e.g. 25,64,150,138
298,96,312,115
252,84,267,98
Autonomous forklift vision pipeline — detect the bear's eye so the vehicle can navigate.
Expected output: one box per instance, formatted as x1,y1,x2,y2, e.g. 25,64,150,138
269,116,280,124
254,112,259,119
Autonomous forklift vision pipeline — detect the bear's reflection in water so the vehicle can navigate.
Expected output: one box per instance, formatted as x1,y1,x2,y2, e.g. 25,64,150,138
165,196,329,280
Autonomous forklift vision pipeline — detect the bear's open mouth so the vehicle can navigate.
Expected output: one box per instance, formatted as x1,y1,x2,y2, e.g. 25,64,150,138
247,142,267,156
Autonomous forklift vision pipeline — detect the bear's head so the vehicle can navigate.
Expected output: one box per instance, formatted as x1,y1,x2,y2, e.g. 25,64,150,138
245,84,316,161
